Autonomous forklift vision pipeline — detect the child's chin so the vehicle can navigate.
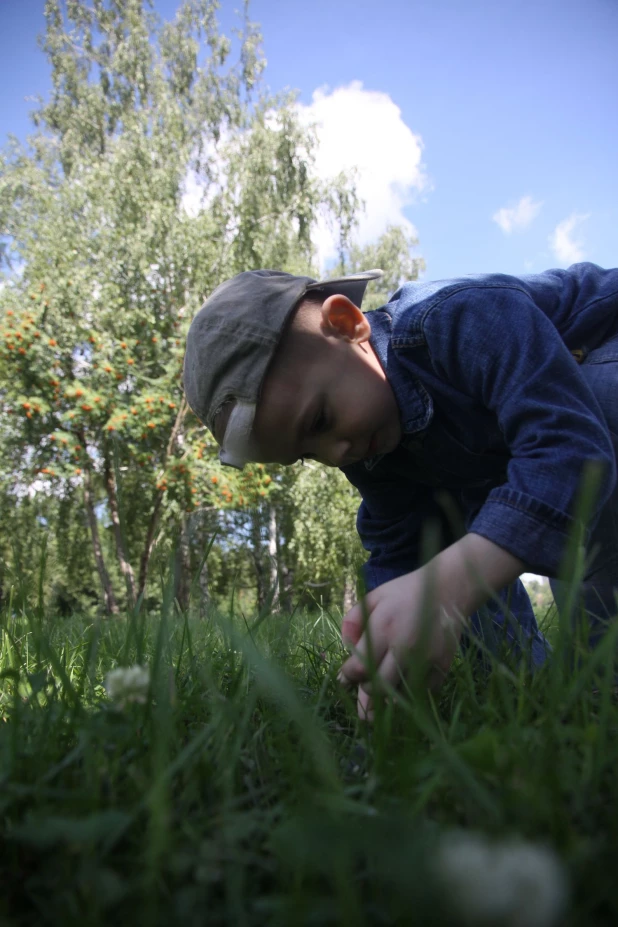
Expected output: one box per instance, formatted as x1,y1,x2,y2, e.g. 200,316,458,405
376,426,401,458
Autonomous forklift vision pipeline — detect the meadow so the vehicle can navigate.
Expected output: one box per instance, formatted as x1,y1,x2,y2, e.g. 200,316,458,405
2,5,616,924
1,552,617,927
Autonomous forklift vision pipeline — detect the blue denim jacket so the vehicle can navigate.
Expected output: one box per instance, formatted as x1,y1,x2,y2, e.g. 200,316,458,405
342,262,618,593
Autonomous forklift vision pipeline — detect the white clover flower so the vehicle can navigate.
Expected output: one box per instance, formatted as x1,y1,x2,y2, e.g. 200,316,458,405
435,831,568,927
104,664,150,708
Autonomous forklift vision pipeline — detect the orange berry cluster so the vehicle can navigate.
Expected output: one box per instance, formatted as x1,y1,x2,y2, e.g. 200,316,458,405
2,309,42,360
37,433,85,480
212,462,273,509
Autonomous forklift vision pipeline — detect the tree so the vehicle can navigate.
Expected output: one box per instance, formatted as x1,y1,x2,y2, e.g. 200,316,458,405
0,0,361,613
334,223,426,311
287,462,365,611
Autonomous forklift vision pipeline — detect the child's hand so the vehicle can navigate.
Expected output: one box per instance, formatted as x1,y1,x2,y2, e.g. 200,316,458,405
339,610,381,722
339,567,464,720
338,534,525,721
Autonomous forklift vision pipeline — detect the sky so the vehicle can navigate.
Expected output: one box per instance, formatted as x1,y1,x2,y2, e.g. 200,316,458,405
1,0,617,282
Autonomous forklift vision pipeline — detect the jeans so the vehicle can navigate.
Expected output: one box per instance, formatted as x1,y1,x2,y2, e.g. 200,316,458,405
462,580,551,670
463,330,618,670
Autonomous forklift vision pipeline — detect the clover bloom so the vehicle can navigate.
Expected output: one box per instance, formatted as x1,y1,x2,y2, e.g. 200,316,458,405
104,664,150,708
435,831,568,927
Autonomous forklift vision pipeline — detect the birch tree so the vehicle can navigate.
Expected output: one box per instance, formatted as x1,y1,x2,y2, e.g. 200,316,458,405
0,0,359,612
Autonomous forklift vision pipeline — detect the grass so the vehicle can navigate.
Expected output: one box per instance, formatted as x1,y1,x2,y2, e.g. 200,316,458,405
1,568,617,926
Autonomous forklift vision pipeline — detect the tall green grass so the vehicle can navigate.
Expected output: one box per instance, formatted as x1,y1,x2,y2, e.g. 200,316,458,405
1,552,617,926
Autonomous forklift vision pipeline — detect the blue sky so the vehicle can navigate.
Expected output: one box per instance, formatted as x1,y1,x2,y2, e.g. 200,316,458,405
1,0,617,281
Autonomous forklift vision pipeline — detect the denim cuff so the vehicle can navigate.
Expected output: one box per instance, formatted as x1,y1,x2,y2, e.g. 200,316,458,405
468,486,588,578
362,561,404,594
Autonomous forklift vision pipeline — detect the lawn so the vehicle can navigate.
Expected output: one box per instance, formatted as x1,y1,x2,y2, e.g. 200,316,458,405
1,576,617,926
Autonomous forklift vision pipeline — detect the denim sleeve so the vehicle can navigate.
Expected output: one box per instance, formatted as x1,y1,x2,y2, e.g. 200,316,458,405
343,463,458,593
355,499,421,592
421,285,617,577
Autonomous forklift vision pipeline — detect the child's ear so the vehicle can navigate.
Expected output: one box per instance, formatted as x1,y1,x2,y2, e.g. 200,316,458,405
320,294,371,344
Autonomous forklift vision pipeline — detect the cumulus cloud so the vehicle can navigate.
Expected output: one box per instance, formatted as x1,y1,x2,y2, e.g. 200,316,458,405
181,169,205,219
492,195,543,234
180,82,426,271
181,135,228,219
549,213,590,265
296,81,427,270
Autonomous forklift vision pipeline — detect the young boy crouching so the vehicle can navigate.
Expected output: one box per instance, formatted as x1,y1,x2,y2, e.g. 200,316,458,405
183,265,618,719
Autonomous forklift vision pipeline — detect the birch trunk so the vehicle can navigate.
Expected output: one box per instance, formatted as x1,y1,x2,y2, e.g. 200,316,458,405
83,466,119,616
198,528,209,616
280,563,294,613
103,450,136,607
250,509,266,610
137,490,164,599
136,400,187,599
343,574,356,614
268,504,280,611
175,517,191,611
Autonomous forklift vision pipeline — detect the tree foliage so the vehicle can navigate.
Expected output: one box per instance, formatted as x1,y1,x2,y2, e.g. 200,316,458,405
0,0,423,616
287,462,366,603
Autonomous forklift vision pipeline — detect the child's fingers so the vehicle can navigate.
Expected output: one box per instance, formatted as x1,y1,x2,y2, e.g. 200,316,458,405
341,609,363,647
358,650,401,695
357,686,374,723
337,670,355,690
338,633,387,686
341,592,376,646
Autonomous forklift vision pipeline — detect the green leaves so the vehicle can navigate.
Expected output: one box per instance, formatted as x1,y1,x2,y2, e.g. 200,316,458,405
9,810,132,849
0,0,422,615
288,463,365,598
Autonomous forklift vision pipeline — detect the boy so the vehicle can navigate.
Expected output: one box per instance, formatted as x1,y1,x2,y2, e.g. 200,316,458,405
184,265,618,719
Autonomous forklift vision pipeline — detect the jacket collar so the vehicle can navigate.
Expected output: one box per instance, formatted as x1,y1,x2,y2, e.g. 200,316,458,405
363,307,433,471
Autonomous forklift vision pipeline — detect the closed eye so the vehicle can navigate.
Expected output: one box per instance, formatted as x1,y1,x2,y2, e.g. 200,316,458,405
299,402,329,463
310,405,328,435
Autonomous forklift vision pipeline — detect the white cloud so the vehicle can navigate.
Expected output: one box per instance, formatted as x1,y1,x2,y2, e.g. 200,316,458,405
297,81,427,270
181,168,205,219
180,82,426,272
492,195,543,234
181,135,229,219
549,212,590,265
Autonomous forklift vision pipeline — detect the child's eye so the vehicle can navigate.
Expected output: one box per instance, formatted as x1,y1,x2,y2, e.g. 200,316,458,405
311,407,327,434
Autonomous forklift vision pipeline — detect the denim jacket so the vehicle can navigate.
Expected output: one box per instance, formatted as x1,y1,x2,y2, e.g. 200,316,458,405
342,262,618,592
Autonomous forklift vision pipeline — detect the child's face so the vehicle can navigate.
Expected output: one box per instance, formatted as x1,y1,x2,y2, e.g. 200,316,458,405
250,294,402,467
